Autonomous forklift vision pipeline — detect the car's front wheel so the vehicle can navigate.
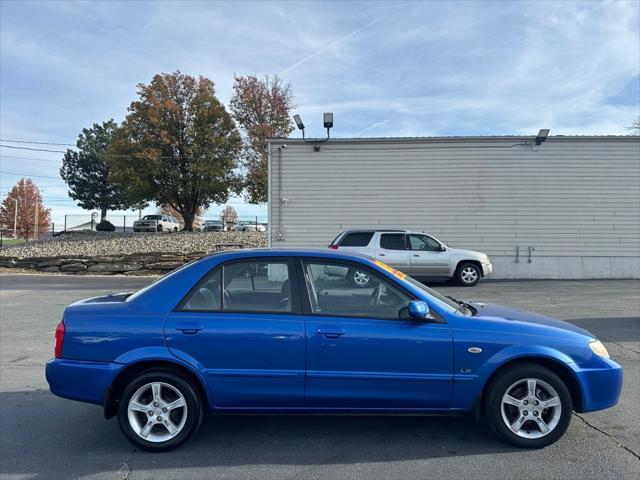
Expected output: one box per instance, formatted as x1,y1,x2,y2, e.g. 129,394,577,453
455,262,480,286
117,370,204,452
484,362,572,448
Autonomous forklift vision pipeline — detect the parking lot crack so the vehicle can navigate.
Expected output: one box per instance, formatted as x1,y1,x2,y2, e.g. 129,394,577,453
116,447,136,480
573,413,640,460
610,341,640,356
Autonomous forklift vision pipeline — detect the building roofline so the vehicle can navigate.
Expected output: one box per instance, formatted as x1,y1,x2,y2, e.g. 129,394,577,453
268,135,640,144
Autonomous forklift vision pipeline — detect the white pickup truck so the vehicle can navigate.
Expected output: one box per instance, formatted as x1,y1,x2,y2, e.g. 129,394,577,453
329,229,492,286
132,215,180,233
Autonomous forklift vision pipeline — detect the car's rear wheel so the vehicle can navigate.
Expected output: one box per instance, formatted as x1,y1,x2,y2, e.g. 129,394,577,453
484,363,572,448
455,262,480,286
117,370,203,452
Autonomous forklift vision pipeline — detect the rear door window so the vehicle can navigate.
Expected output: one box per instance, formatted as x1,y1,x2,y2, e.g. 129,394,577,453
339,232,374,247
380,233,407,250
222,260,293,313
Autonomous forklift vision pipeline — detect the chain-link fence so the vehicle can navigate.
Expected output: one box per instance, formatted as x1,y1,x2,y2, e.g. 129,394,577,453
62,214,137,232
60,214,268,233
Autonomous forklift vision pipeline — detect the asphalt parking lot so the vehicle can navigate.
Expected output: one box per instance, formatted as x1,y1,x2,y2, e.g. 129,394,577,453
1,273,639,480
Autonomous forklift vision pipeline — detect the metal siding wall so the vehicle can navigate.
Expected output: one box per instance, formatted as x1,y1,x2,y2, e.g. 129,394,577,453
269,137,640,278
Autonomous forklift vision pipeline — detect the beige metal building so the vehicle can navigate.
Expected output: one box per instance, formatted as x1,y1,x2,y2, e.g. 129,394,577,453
267,135,640,279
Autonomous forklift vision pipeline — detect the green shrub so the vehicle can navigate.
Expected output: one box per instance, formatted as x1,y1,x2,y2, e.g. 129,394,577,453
96,220,116,232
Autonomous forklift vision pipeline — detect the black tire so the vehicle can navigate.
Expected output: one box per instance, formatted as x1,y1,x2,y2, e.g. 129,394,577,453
117,370,204,452
157,225,163,232
455,262,481,286
484,362,573,448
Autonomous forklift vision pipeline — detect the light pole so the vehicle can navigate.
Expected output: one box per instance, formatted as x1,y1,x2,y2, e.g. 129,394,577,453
34,199,39,240
12,198,18,238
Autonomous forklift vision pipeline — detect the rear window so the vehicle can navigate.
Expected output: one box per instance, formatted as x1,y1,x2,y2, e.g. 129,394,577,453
380,233,407,250
339,232,374,247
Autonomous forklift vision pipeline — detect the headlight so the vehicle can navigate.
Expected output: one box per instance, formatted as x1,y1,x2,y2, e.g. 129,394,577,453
589,340,610,359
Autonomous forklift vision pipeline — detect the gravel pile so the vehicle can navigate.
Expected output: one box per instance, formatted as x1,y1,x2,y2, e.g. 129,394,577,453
0,231,267,259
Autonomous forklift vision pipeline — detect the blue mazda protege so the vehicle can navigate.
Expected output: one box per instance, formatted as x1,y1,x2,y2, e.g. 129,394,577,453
46,249,623,451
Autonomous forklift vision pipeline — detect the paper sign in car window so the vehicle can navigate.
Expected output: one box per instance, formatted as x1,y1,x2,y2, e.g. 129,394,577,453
371,259,407,280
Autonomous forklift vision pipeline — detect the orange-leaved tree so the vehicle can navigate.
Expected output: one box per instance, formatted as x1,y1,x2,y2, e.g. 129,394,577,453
0,178,51,239
229,75,294,204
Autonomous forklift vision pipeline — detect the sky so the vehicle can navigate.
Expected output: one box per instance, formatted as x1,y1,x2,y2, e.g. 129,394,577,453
1,0,639,226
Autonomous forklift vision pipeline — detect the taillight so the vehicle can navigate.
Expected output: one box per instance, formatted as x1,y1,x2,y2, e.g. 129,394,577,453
54,320,65,358
329,245,339,250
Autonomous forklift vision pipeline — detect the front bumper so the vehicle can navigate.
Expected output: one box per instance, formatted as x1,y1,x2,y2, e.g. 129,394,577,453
133,225,157,232
572,357,623,412
46,358,123,405
481,261,493,277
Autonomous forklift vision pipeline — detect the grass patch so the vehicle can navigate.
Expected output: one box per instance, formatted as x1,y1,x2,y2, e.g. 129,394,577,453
0,238,27,248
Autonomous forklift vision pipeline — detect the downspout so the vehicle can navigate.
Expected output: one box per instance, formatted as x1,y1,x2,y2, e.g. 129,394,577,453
267,142,272,248
277,145,284,241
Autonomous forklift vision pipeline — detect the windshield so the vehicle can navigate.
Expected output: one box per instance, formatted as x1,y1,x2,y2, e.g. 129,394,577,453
367,258,472,316
400,275,472,315
142,215,161,220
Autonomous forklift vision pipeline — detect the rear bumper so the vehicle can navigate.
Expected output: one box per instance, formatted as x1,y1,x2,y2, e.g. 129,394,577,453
573,357,623,412
45,358,123,406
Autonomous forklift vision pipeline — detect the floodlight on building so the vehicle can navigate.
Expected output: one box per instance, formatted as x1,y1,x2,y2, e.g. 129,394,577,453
292,112,334,152
535,129,550,145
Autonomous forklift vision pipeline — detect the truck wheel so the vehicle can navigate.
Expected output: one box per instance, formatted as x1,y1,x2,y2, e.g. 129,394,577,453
157,225,162,232
117,370,204,452
484,362,572,448
455,262,480,286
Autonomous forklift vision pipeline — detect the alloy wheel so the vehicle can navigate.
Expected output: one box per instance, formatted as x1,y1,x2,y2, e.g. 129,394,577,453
461,266,478,284
127,382,188,443
352,270,370,287
500,378,562,439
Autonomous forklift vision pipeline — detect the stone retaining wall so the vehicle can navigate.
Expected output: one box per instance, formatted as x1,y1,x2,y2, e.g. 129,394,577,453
0,246,243,275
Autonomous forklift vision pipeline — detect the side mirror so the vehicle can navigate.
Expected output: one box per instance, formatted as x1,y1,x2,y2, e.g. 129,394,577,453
408,300,429,320
439,244,446,252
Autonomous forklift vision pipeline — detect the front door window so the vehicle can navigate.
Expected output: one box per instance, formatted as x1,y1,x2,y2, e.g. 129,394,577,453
302,260,412,319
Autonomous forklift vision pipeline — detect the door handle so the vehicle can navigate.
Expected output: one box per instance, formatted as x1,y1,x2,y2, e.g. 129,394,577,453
317,326,345,339
378,253,386,257
176,322,203,335
413,254,420,257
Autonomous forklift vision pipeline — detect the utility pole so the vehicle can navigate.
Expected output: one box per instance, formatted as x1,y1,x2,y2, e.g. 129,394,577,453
34,199,39,240
12,198,18,238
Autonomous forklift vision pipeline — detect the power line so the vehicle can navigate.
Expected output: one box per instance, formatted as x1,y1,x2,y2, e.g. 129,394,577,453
0,144,67,153
0,169,63,179
0,144,231,160
1,184,66,188
0,138,75,147
1,155,61,163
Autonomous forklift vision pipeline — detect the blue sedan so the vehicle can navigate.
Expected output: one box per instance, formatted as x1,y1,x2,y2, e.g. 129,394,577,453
46,249,623,451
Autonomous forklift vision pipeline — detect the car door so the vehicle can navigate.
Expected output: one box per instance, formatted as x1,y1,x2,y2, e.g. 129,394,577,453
373,233,411,271
164,258,305,408
299,258,454,409
408,234,450,277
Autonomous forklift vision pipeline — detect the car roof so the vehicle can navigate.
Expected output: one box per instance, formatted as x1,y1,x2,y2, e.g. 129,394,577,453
341,228,409,233
202,247,372,263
